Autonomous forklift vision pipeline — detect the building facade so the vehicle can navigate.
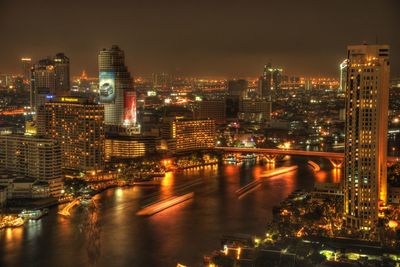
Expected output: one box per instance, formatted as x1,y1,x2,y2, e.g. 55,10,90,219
261,63,282,100
343,44,390,230
162,118,215,153
196,99,226,124
21,57,32,83
98,45,136,127
239,99,271,122
227,79,248,98
105,135,159,161
30,53,70,113
0,135,63,197
37,97,105,173
53,53,70,94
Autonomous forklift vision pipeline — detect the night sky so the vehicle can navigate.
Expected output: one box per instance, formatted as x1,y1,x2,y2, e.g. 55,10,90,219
0,0,399,78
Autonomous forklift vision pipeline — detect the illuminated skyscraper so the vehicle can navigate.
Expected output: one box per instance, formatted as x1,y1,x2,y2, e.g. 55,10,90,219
98,45,136,128
343,44,390,230
53,53,70,94
30,58,56,113
30,53,70,113
261,63,282,100
37,97,105,173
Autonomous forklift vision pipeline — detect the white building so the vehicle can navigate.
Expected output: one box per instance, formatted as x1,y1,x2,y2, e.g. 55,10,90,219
0,135,63,197
98,45,136,127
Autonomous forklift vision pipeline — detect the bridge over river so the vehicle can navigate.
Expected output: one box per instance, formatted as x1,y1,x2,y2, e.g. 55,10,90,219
215,147,399,168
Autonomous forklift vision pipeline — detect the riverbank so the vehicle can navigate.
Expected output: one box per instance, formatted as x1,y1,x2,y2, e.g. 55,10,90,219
176,161,218,170
1,162,218,217
1,158,331,267
204,184,400,267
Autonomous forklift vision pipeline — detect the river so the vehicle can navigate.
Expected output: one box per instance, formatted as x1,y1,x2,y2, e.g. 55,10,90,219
0,157,340,267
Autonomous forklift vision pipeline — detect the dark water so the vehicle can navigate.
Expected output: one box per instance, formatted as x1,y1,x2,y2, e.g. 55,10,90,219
0,157,339,267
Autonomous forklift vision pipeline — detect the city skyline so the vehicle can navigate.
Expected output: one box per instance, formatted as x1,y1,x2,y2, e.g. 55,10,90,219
0,0,399,78
1,1,400,266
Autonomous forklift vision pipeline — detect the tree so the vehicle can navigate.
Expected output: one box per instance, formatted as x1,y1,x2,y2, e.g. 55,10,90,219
64,178,88,196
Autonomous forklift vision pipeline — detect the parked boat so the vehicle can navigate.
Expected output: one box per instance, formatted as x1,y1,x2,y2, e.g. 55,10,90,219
19,209,49,220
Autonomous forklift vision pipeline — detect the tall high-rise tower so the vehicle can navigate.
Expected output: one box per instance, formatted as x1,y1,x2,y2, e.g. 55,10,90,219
30,58,56,114
21,57,32,83
98,45,136,128
261,63,282,100
343,44,390,230
30,53,70,114
53,53,70,94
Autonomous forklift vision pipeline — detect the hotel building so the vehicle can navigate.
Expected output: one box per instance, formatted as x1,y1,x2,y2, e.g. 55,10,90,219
105,135,160,161
343,44,390,230
37,97,105,173
162,118,215,153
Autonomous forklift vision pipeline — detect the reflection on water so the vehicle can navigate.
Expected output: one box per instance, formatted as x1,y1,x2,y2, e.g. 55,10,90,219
316,170,328,183
26,220,42,240
4,227,23,248
82,204,101,267
0,157,341,267
332,168,341,184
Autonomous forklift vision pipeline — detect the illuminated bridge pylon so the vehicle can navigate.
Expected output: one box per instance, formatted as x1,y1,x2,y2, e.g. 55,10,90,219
264,154,277,164
328,158,343,169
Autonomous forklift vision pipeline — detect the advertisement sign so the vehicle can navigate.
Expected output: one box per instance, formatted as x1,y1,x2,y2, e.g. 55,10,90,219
124,91,136,125
99,72,115,103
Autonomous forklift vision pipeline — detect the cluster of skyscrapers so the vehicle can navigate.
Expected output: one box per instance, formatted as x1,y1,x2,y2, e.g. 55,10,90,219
0,45,218,202
0,43,394,236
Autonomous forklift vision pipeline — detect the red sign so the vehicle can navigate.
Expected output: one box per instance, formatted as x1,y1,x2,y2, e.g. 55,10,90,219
124,91,136,124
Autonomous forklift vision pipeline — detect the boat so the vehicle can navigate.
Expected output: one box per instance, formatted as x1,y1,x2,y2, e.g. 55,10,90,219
136,192,194,216
19,209,49,220
236,180,262,196
259,165,298,178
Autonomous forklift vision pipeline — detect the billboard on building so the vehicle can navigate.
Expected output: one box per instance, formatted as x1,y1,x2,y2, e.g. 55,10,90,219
99,71,115,103
124,91,136,125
